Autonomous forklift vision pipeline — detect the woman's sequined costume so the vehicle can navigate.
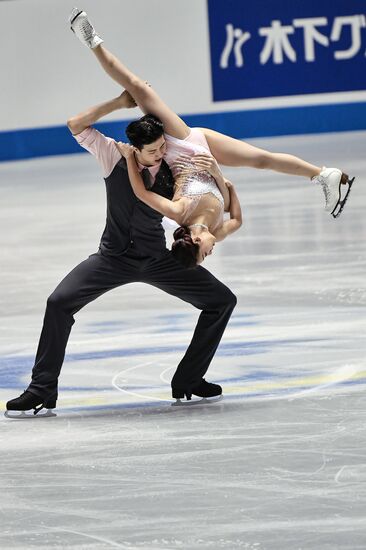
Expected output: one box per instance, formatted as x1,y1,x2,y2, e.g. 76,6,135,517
164,129,224,231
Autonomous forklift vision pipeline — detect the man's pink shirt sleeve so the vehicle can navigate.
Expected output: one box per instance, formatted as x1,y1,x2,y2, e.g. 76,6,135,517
73,127,122,178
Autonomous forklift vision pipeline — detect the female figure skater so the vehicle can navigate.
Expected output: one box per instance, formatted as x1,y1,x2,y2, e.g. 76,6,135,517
114,135,242,267
69,8,354,224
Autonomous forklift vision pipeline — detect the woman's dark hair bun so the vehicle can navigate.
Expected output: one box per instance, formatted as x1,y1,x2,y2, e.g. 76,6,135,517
173,226,190,240
171,226,199,269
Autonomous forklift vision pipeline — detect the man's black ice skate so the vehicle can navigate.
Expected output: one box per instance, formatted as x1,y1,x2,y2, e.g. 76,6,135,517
5,390,57,419
172,379,223,406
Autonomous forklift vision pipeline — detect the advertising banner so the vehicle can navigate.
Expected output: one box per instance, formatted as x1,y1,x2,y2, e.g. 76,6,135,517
207,0,366,101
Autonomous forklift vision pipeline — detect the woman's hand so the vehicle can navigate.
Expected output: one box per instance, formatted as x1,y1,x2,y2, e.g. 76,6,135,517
115,141,136,159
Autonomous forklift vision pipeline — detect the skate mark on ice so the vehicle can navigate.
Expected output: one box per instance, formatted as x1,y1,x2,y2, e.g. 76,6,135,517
112,361,169,402
43,527,136,549
287,363,366,400
159,364,175,385
335,464,366,485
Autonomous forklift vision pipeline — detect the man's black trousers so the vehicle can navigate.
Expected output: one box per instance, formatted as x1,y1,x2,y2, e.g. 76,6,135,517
27,249,237,401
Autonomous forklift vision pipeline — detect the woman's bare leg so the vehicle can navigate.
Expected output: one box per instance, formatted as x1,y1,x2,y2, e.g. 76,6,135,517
91,45,189,139
200,128,321,179
69,9,189,139
92,45,141,95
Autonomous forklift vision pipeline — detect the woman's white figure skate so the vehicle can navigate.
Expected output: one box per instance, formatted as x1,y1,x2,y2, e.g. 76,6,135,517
312,167,355,218
69,7,103,49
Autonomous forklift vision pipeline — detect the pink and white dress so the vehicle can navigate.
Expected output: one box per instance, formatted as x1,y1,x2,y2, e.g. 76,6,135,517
164,128,224,231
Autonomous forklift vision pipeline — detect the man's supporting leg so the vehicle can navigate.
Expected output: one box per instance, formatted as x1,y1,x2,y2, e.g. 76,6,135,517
143,255,237,394
24,252,135,403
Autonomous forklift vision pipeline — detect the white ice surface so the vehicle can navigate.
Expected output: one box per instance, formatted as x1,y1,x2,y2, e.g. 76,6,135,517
0,131,366,549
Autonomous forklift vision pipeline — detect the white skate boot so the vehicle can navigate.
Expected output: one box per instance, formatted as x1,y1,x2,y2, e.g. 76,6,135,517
69,7,104,49
312,167,355,218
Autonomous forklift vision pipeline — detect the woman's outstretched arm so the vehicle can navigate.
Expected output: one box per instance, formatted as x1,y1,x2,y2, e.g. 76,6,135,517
213,182,243,242
93,45,190,140
115,142,186,221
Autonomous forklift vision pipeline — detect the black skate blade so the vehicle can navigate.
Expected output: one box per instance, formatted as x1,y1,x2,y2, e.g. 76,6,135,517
332,177,355,218
171,395,223,407
70,10,83,26
4,409,57,419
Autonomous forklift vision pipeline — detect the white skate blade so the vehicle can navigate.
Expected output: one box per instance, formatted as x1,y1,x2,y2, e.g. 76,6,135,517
171,395,223,407
4,409,57,419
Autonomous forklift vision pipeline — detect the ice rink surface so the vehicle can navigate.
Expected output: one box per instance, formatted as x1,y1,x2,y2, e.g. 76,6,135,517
1,131,366,549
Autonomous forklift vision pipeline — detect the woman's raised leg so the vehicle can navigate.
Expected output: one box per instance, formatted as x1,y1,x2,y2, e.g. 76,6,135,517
199,128,354,217
199,128,321,179
69,9,189,139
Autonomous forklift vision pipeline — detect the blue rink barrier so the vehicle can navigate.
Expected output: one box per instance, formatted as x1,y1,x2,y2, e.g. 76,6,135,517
0,101,366,162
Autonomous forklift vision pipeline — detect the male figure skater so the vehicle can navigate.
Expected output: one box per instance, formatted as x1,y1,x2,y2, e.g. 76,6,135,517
5,89,237,417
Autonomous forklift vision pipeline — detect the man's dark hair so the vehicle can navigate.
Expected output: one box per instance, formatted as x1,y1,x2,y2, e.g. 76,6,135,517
126,114,164,150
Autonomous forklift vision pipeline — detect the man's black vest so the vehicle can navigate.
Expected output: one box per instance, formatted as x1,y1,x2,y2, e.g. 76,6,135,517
100,158,175,258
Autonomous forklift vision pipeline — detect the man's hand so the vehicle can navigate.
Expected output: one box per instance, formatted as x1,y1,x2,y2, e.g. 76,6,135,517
117,90,137,109
193,153,222,179
117,83,152,110
174,153,223,180
176,152,222,180
115,141,136,159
